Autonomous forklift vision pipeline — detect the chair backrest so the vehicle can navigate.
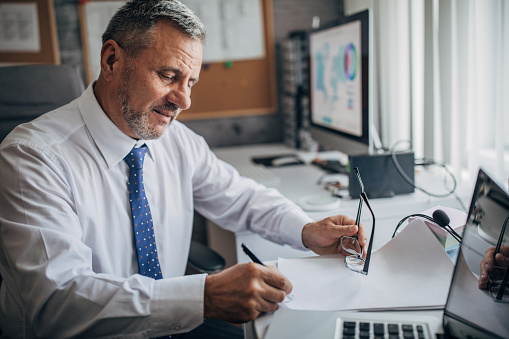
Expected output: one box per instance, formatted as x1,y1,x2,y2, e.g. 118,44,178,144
0,64,85,142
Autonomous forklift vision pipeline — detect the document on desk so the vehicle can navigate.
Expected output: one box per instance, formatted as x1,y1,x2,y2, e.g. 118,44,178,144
278,219,454,311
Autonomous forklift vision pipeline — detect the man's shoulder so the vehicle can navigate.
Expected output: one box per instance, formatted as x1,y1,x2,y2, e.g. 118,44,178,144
0,100,84,151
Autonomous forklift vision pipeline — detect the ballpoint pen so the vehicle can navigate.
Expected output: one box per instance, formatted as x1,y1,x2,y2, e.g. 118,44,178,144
241,243,265,266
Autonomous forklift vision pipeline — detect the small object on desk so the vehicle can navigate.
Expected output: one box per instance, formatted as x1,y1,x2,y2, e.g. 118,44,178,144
312,158,348,174
323,181,349,198
271,156,303,167
251,154,304,167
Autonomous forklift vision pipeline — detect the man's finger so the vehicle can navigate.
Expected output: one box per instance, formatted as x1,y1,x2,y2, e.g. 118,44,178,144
495,252,509,267
263,268,293,295
261,286,287,304
257,297,280,313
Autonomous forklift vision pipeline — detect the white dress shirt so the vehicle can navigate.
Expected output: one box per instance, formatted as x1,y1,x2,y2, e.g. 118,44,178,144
0,83,313,338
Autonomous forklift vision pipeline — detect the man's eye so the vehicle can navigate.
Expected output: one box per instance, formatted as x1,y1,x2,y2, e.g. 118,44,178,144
161,74,174,81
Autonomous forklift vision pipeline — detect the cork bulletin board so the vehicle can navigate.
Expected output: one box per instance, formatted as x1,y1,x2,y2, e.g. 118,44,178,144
0,0,60,64
181,0,277,120
79,0,277,119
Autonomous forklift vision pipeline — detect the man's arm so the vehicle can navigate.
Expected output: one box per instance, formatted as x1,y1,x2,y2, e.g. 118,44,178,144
0,143,203,337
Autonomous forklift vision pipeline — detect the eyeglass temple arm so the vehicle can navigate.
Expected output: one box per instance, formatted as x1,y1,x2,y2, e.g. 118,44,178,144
353,167,364,193
355,198,363,228
353,167,364,232
361,193,375,274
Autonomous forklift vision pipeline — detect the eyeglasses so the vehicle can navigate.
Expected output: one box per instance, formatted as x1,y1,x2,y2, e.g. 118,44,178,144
340,167,375,275
488,214,509,303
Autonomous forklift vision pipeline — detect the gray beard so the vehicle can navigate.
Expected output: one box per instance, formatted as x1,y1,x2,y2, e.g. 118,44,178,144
121,98,164,140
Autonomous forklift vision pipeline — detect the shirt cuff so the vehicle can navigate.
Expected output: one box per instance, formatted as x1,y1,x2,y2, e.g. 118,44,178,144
278,208,314,250
149,274,206,336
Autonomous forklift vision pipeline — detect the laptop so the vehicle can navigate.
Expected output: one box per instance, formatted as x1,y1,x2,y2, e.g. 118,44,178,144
264,168,509,339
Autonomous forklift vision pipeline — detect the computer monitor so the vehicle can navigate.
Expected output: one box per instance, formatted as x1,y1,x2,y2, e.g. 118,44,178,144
308,10,370,155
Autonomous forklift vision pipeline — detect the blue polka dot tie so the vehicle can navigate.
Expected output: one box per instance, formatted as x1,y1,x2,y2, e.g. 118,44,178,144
125,145,163,280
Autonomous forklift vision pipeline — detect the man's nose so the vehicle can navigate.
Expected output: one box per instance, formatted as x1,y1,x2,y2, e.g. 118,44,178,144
167,83,191,110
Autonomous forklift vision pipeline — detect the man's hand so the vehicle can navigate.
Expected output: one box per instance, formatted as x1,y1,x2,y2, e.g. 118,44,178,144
478,245,509,289
301,214,368,257
204,263,292,323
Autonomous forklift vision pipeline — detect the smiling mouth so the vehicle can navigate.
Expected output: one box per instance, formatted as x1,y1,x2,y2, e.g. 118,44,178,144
154,109,174,118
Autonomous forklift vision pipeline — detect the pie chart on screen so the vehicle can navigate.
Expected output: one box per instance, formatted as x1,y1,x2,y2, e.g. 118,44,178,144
344,43,358,81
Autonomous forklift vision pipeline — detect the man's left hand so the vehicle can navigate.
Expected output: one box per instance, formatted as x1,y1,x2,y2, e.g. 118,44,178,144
301,215,368,257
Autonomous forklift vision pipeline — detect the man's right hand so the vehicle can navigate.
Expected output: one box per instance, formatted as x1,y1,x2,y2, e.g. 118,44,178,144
478,245,509,289
204,263,292,323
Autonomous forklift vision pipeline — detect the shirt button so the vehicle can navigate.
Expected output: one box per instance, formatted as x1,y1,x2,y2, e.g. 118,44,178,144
173,324,181,331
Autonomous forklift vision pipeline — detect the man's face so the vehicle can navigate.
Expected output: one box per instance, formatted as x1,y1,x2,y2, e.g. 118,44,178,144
116,21,202,139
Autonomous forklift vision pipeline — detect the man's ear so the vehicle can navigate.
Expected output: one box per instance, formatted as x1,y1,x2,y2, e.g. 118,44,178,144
99,40,124,81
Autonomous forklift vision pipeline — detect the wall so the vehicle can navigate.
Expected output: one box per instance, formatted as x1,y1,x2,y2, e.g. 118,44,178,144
52,0,343,148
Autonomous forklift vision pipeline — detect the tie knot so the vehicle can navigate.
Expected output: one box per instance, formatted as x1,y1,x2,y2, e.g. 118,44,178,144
124,145,148,170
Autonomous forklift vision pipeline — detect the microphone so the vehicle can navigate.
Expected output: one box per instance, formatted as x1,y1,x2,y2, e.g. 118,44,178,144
433,209,462,242
392,209,462,243
432,209,450,227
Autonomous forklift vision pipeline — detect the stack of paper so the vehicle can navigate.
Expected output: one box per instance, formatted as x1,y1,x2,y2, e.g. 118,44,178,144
278,219,455,311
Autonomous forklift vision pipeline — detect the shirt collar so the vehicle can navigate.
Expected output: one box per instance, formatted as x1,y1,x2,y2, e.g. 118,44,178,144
78,82,155,169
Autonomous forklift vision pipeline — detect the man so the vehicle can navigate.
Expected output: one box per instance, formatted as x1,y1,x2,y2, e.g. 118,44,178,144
0,0,366,337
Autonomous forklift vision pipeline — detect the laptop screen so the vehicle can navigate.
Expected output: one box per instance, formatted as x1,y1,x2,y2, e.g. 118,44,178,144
444,169,509,339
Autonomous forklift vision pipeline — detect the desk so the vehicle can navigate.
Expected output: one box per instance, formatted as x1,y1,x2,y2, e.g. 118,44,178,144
207,143,471,268
205,144,471,339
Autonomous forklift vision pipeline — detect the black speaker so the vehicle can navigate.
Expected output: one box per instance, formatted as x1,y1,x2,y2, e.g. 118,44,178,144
348,152,415,199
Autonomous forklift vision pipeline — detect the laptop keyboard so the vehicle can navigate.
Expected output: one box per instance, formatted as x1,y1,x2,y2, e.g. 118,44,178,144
336,318,431,339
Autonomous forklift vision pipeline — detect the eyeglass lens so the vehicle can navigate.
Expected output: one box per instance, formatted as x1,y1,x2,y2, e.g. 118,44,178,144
341,236,363,256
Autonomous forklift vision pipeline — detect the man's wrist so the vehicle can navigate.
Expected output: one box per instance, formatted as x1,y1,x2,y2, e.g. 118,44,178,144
301,223,313,249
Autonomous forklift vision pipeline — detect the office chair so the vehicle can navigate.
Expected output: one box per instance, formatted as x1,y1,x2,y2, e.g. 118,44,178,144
0,64,86,142
187,240,226,274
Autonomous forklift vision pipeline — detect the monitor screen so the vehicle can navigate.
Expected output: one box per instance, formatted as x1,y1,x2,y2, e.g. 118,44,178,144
308,10,370,155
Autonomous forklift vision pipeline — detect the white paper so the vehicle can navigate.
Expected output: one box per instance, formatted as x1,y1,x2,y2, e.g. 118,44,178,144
184,0,265,62
278,219,455,311
0,3,40,52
